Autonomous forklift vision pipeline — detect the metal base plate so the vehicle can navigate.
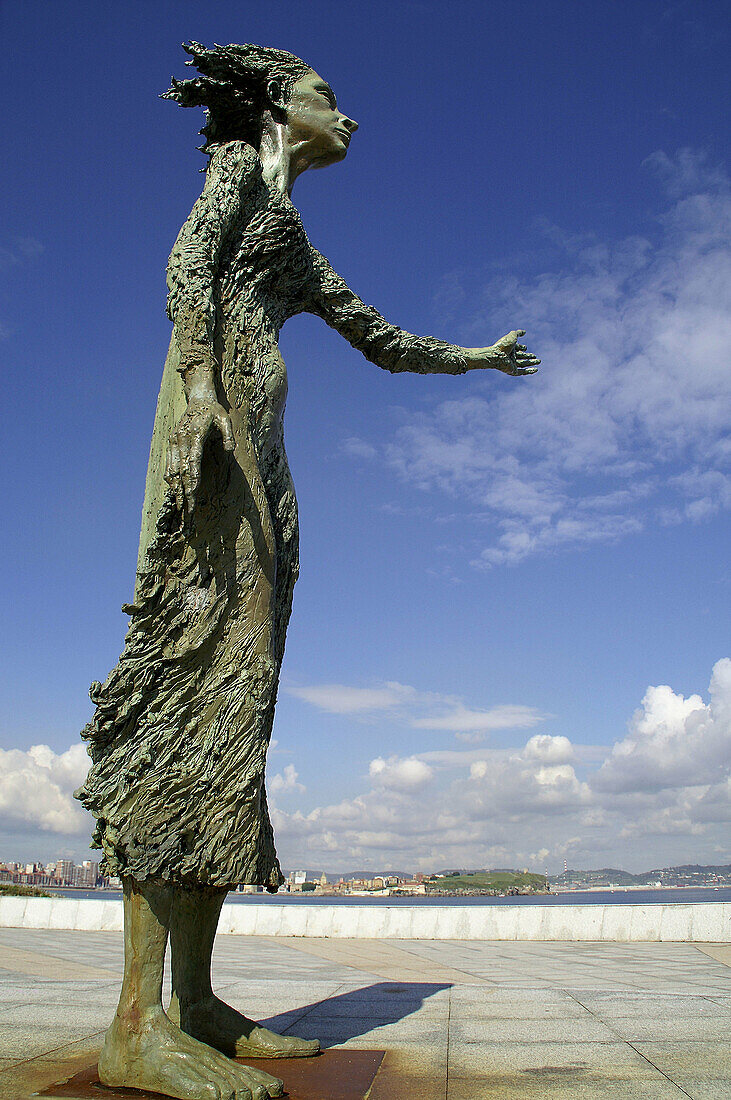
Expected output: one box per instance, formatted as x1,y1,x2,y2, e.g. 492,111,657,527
37,1050,385,1100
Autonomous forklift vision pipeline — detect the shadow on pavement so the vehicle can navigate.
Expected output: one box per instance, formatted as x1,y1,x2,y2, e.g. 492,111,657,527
259,981,451,1044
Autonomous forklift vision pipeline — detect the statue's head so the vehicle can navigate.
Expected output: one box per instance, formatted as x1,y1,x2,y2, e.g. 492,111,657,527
163,42,357,166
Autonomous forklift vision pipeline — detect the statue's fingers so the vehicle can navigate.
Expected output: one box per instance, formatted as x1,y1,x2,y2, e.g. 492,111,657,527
181,468,198,516
168,471,184,514
165,440,181,485
188,435,205,490
168,437,181,471
164,440,185,513
181,464,200,516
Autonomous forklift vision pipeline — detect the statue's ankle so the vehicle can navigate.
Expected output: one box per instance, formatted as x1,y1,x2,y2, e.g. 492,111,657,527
169,992,213,1019
113,1004,166,1034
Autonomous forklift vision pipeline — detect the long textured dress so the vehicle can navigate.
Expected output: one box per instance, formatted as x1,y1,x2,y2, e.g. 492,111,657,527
76,140,466,889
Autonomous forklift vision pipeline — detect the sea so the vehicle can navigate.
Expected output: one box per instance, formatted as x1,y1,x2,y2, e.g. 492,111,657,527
42,887,731,906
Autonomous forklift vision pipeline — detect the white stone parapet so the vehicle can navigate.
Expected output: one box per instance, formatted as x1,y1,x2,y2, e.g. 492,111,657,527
0,897,729,941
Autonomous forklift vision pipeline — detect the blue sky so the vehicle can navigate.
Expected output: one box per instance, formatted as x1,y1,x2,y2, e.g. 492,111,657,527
2,1,729,873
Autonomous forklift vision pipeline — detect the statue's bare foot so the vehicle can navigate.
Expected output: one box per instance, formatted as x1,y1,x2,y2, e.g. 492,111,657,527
98,1009,284,1099
172,994,321,1059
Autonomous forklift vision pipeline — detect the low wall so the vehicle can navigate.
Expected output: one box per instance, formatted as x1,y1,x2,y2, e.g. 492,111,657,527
0,897,728,941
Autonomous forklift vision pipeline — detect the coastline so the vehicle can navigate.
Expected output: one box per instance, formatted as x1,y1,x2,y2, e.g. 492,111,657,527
33,885,731,906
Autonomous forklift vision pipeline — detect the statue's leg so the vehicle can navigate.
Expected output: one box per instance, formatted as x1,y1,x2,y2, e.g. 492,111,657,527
98,876,285,1099
168,885,320,1059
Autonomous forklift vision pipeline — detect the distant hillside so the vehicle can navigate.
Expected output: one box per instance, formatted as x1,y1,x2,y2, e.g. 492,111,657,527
550,864,731,887
550,868,642,886
427,870,548,893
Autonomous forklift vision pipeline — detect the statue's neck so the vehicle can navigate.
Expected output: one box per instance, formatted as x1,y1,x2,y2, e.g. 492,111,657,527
258,122,290,194
258,120,308,196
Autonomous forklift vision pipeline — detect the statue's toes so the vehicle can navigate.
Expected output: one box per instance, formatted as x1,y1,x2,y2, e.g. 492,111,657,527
230,1063,283,1099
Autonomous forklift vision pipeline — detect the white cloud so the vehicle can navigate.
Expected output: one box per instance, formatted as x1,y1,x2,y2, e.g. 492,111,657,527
412,703,545,734
593,658,731,793
0,743,91,834
465,741,590,814
342,436,377,459
272,659,730,872
369,755,433,790
286,681,418,714
0,236,44,272
287,679,544,738
355,150,731,566
268,763,305,795
522,734,574,764
643,148,728,199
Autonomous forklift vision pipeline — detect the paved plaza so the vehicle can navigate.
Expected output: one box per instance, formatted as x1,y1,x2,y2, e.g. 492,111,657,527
0,927,729,1098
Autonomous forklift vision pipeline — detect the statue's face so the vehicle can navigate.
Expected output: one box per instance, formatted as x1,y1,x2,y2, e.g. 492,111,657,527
285,70,358,167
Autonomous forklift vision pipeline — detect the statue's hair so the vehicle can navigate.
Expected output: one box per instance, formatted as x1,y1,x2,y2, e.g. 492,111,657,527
162,41,313,155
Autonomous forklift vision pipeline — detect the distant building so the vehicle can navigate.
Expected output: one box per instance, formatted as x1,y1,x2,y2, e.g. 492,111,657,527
72,861,99,888
55,859,75,884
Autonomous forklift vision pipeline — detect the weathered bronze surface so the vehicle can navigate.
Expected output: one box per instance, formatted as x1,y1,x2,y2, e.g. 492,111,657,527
73,40,539,1100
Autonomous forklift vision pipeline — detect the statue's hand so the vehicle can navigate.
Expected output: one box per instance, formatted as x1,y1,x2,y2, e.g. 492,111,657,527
164,392,235,516
464,330,540,375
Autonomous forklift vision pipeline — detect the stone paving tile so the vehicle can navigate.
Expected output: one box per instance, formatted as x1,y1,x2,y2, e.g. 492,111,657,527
217,978,344,1000
0,930,123,971
445,1075,688,1098
0,984,119,1015
0,1002,115,1030
451,986,573,1003
451,1017,619,1043
0,1023,103,1060
569,979,731,997
0,1036,104,1100
671,1079,731,1099
0,1055,24,1069
448,1038,679,1079
334,1030,448,1053
0,1000,37,1017
451,993,592,1019
632,1040,731,1080
572,992,731,1017
607,1015,731,1042
368,1048,447,1100
28,990,119,1009
225,978,449,1020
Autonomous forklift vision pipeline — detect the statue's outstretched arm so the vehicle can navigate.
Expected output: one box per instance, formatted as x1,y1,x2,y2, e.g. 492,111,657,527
304,249,540,378
164,141,259,515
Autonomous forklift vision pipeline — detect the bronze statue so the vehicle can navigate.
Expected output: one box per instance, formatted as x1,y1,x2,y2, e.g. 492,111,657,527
76,42,539,1100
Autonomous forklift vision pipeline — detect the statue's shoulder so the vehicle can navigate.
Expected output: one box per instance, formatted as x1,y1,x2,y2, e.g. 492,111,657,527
206,141,263,192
